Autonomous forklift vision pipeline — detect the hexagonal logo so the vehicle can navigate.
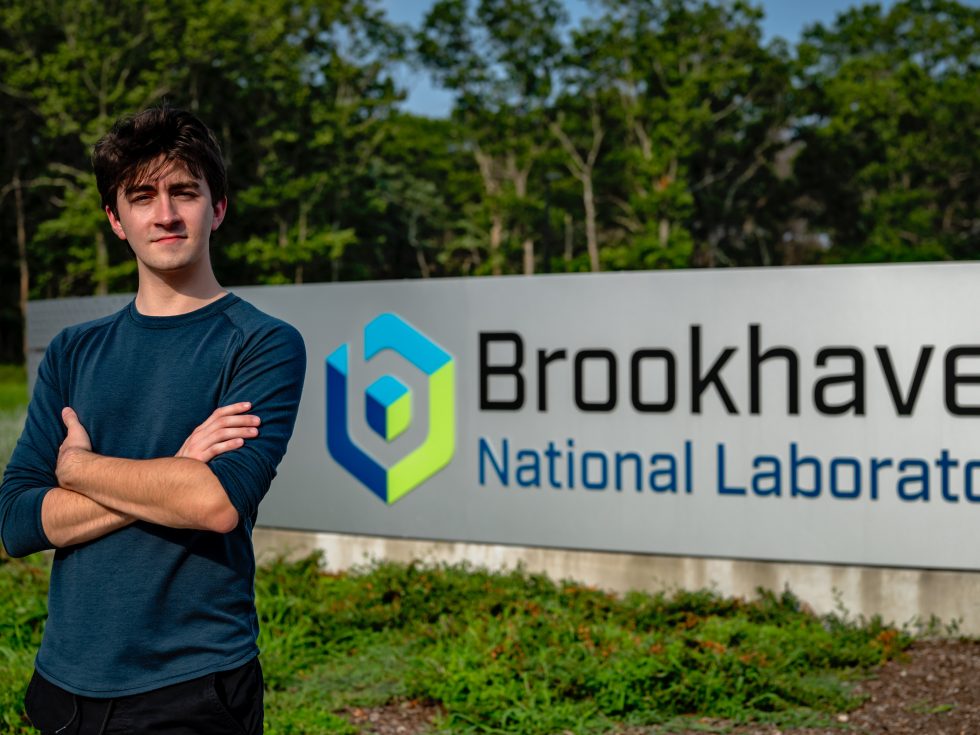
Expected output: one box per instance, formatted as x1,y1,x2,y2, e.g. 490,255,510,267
326,313,455,504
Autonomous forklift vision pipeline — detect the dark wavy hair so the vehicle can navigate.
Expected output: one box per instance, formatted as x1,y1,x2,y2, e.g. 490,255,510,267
92,106,227,214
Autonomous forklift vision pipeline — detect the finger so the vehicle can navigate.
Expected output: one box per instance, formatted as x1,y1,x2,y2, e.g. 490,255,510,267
62,407,88,442
191,416,260,443
204,426,259,444
202,437,246,461
61,406,79,428
182,425,259,459
212,415,261,429
60,406,92,451
210,402,253,418
196,404,256,432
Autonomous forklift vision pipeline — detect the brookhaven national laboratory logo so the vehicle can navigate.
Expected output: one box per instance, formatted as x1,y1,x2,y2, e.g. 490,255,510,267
326,313,455,504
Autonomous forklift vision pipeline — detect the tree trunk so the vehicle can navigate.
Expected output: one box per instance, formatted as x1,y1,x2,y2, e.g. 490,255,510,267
550,110,604,273
523,237,534,275
659,218,670,249
416,250,431,278
408,213,430,278
297,203,308,284
583,177,599,272
14,173,28,363
564,213,573,264
489,213,503,276
657,158,677,250
506,151,538,276
475,148,504,275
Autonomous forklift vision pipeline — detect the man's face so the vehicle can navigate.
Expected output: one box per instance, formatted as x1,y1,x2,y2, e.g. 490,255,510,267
105,159,227,278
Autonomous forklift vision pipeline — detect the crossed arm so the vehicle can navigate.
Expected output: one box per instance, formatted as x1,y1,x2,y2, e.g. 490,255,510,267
41,403,261,548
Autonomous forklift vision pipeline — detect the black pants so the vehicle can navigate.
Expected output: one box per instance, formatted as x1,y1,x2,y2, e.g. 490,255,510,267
23,657,263,735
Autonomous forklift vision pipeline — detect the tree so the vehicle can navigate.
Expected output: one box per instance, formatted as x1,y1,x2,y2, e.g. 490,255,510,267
548,103,605,272
178,0,406,284
418,0,567,274
574,0,794,268
795,0,980,262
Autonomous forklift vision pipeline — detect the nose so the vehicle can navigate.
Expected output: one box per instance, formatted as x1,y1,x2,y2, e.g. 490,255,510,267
154,196,181,227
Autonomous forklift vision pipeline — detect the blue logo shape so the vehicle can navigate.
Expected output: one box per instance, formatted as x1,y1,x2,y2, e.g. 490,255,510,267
326,314,455,504
365,375,411,441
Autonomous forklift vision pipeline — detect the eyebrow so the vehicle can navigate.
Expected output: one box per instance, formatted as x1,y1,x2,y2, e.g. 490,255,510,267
124,180,202,196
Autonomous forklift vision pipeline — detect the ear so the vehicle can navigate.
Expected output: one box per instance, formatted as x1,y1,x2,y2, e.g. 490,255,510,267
105,205,128,241
211,196,228,232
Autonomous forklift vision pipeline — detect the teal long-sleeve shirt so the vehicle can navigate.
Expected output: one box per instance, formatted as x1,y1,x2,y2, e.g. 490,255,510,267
0,293,306,697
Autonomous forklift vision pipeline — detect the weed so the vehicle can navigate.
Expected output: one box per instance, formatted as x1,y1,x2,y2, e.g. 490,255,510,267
905,614,963,639
0,554,48,734
907,700,955,715
0,548,916,734
257,554,912,734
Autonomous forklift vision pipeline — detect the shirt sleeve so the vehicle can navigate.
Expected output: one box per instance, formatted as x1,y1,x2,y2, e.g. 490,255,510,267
208,320,307,525
0,333,70,557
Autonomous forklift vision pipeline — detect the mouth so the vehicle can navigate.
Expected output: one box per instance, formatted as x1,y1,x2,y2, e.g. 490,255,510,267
152,235,187,244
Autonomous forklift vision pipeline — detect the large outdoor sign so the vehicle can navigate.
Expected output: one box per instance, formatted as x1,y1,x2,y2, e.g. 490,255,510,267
27,264,980,570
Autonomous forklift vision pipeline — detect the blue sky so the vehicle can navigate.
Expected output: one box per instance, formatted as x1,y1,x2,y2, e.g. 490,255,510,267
377,0,901,116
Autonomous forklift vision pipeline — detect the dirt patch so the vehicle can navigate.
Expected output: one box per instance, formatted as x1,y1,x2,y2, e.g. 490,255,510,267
717,638,980,735
342,639,980,734
345,700,444,734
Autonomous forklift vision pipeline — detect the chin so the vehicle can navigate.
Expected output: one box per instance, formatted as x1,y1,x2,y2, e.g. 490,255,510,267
139,250,207,274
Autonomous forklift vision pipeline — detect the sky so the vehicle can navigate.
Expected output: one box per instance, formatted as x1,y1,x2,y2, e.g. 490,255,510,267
377,0,898,117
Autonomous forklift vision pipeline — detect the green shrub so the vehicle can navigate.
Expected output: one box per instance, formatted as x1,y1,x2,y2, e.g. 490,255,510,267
256,555,911,733
0,550,912,734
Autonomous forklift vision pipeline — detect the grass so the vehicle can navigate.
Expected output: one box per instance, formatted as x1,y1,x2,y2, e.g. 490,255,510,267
0,366,912,733
0,553,911,734
255,557,910,735
0,365,27,478
0,365,27,414
0,555,47,733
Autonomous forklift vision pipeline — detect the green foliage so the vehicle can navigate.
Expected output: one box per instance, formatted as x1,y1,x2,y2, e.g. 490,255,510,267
796,0,980,263
0,552,915,734
227,228,358,285
257,554,912,733
403,580,904,733
0,365,27,414
0,368,35,734
1,0,976,361
0,555,49,734
0,366,28,481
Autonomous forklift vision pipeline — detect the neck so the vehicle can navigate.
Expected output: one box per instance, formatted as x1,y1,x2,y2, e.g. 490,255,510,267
134,263,226,317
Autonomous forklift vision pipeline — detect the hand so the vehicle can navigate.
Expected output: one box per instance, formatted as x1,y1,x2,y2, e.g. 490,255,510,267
176,402,260,462
56,407,93,488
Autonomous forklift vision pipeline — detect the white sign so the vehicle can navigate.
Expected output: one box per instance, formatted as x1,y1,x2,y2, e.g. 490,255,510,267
28,264,980,570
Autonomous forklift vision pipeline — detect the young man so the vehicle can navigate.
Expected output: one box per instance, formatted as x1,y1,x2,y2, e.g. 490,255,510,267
0,107,306,733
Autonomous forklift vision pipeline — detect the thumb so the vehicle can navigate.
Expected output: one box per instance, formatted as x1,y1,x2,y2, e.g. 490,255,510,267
62,406,79,429
60,406,92,451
